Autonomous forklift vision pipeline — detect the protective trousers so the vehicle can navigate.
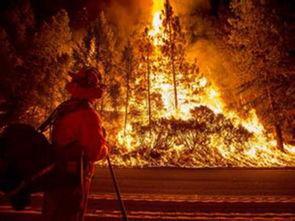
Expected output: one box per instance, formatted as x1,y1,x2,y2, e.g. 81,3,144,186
42,162,94,221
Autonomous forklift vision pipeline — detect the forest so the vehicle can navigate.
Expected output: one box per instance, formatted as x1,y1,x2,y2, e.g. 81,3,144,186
0,0,294,167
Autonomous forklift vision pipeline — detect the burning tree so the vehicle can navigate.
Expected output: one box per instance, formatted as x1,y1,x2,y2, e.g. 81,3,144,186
73,11,123,117
228,0,288,151
121,40,137,136
137,29,156,128
160,0,199,112
95,12,120,114
161,0,181,111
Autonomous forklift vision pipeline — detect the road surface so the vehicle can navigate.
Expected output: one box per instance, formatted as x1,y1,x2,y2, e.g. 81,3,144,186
1,168,295,220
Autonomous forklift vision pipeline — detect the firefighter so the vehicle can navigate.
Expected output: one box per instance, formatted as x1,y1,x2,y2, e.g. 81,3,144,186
42,67,108,221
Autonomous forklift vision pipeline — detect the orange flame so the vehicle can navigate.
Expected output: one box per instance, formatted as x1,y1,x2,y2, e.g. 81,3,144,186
115,0,295,167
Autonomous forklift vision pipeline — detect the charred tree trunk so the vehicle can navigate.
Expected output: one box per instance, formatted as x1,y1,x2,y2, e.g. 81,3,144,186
274,123,284,151
124,59,131,137
265,73,284,152
169,22,178,111
100,77,105,114
147,54,152,128
100,61,112,116
122,41,135,136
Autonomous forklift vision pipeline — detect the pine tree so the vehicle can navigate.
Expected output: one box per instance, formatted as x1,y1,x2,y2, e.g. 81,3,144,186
122,40,136,135
72,11,120,114
138,28,154,127
94,11,118,113
72,25,96,69
160,0,198,112
228,0,287,151
0,1,36,126
23,9,73,125
161,0,182,111
0,6,73,127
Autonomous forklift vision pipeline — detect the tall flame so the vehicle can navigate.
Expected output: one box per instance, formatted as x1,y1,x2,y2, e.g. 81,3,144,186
149,0,164,45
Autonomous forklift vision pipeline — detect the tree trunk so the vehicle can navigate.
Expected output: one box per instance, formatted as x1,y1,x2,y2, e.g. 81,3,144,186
100,80,105,114
171,53,178,111
169,20,178,111
147,54,152,128
274,123,284,152
100,59,113,115
124,61,131,137
265,74,284,152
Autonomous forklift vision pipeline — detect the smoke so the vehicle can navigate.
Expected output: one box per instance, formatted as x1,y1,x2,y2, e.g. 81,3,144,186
187,39,240,110
104,0,153,39
171,0,210,15
103,0,210,39
181,0,241,112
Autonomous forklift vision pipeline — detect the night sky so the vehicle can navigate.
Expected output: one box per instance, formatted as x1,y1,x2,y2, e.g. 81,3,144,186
0,0,294,28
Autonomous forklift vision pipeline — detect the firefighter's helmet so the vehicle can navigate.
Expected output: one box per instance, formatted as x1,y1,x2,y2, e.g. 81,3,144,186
69,67,103,88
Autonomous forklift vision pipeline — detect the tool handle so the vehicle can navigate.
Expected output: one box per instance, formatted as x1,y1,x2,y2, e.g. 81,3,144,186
107,156,128,221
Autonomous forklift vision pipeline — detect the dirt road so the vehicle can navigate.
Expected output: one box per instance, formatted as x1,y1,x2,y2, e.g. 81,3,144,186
1,168,295,220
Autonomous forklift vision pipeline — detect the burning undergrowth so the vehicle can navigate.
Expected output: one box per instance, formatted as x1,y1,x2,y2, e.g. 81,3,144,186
107,105,295,168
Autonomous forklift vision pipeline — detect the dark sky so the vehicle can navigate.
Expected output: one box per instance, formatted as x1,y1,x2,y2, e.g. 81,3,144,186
0,0,294,31
0,0,222,22
0,0,105,27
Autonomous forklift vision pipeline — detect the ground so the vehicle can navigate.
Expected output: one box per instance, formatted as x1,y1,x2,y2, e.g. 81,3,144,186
1,168,295,220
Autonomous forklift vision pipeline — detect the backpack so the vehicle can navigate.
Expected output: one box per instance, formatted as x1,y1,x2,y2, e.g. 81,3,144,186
0,99,91,210
0,123,53,209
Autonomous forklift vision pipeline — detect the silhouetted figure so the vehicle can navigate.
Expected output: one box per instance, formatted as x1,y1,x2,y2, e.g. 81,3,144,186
42,67,108,221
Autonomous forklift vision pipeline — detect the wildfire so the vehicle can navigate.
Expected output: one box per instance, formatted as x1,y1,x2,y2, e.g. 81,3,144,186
149,12,162,39
150,0,164,28
114,0,295,168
